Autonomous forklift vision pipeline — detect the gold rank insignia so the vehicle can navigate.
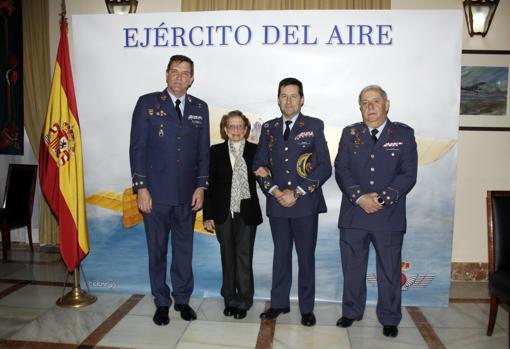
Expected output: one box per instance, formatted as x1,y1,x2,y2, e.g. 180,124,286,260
188,96,192,103
350,128,356,135
308,184,316,192
361,127,366,134
298,119,305,127
387,128,393,136
297,153,313,179
148,109,154,116
160,110,167,117
159,129,164,137
263,179,270,189
160,94,167,101
274,121,280,128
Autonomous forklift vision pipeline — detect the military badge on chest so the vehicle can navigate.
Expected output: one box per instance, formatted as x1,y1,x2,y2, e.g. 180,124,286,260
350,127,364,145
267,132,275,165
268,132,274,150
148,102,168,138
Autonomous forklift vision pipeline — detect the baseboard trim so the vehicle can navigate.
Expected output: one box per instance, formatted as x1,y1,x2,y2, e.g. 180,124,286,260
451,262,488,281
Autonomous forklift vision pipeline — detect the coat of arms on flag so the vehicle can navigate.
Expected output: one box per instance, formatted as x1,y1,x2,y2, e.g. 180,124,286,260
44,121,75,166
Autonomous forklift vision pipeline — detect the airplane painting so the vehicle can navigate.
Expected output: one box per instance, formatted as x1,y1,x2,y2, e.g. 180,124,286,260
460,66,508,115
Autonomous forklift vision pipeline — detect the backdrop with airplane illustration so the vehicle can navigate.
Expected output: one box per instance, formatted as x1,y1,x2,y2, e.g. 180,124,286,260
73,10,462,306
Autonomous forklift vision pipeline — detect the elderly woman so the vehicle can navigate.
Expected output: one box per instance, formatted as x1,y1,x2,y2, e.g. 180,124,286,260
203,110,262,319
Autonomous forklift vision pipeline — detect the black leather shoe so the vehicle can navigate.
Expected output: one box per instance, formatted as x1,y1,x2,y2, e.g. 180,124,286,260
223,306,236,317
174,304,197,321
336,316,361,328
301,313,316,327
153,306,169,326
233,308,247,319
259,307,290,320
383,325,399,337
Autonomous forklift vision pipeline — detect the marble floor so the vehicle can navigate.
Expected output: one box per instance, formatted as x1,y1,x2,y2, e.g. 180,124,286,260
0,246,508,349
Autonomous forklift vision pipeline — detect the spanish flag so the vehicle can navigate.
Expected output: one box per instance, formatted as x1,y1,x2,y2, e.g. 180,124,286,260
39,17,89,272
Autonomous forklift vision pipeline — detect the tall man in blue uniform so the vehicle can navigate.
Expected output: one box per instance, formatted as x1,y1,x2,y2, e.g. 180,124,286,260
129,55,210,326
335,85,417,337
253,78,332,327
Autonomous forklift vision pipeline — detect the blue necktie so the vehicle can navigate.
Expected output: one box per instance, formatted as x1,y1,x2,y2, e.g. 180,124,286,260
284,120,292,141
371,129,379,143
175,99,182,122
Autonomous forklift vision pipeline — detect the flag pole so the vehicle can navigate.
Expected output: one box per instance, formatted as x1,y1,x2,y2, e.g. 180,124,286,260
57,267,97,308
49,0,96,308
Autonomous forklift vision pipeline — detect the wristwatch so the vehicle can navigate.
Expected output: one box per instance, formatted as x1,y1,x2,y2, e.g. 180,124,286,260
293,188,304,199
377,196,385,206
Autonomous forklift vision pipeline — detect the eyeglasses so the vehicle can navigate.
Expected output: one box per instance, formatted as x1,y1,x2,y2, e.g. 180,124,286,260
227,124,245,131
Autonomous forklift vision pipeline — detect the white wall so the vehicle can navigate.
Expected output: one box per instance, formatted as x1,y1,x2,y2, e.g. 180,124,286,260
43,0,509,263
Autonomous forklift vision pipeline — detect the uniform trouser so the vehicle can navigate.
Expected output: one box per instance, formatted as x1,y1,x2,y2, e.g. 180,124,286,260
269,214,318,314
143,202,194,307
215,213,256,310
340,228,404,326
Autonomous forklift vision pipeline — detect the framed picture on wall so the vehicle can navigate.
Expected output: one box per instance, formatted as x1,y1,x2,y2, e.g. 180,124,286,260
460,50,510,130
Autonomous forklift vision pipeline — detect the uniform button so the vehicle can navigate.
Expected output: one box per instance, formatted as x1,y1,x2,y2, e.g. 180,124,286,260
382,191,387,195
284,158,289,162
177,136,181,140
285,147,288,151
135,182,138,185
357,190,361,193
160,124,163,128
352,194,356,198
179,125,183,129
391,153,395,157
369,180,374,185
287,181,292,186
370,154,375,159
286,170,290,174
177,148,181,152
370,167,375,172
176,159,181,164
140,181,143,185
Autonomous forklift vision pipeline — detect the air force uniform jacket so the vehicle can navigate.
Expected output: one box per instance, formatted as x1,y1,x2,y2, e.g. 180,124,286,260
335,120,418,231
129,89,210,205
253,114,332,218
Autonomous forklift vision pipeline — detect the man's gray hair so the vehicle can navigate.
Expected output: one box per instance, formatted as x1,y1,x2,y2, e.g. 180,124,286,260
358,85,388,105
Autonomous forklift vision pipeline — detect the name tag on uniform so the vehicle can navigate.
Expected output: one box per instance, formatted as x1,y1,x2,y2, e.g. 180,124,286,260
188,115,203,125
294,131,314,141
383,141,403,148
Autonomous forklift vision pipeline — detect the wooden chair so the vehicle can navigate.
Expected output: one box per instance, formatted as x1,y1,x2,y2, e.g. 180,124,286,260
0,164,38,258
486,190,510,348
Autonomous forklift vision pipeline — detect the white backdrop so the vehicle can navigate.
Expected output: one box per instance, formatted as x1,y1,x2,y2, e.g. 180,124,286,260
73,10,462,306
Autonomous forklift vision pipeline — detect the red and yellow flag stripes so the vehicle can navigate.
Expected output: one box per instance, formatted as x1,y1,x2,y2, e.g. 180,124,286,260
39,18,89,272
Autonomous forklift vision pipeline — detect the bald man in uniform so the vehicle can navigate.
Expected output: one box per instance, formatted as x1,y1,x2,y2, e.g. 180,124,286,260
335,85,417,337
